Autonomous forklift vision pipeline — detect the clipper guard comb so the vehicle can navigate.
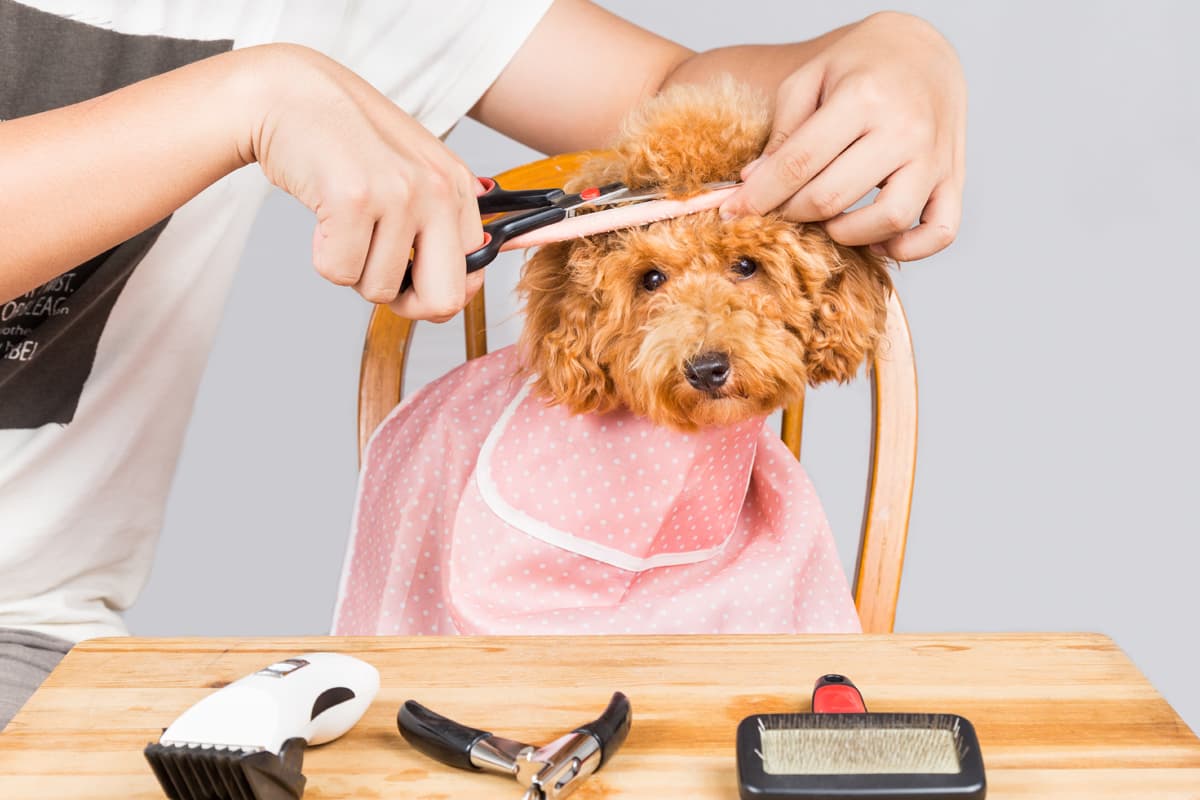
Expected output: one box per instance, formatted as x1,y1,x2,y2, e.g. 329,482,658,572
144,738,306,800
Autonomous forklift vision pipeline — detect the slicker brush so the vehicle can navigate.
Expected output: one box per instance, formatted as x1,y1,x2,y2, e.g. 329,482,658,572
736,674,986,799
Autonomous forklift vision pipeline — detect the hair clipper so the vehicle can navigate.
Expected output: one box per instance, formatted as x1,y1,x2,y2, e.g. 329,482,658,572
144,652,379,799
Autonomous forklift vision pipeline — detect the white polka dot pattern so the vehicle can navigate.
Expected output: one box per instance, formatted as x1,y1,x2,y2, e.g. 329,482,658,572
332,346,861,636
475,379,762,570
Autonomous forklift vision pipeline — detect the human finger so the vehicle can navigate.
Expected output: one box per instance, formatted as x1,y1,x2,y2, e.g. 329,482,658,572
821,164,933,246
389,208,467,322
874,179,962,261
776,134,911,223
354,214,416,304
456,170,486,252
463,267,485,306
721,100,866,218
310,190,377,287
761,63,824,157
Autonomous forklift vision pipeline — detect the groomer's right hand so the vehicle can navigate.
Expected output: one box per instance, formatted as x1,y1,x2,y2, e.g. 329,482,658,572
247,44,485,322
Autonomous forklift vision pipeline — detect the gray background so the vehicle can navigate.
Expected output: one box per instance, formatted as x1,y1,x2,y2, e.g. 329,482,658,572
127,1,1200,732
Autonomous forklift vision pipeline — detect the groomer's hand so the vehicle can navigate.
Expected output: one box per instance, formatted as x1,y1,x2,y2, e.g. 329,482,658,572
250,45,484,321
720,12,966,261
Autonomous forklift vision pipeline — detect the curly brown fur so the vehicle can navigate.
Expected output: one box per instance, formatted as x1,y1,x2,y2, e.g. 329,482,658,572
568,76,770,196
518,78,892,432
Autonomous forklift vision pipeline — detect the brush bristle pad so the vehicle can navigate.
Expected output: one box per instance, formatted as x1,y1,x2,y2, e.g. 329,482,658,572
761,727,960,775
757,713,967,776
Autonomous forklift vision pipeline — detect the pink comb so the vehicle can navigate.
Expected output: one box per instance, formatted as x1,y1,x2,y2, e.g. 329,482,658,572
500,186,740,251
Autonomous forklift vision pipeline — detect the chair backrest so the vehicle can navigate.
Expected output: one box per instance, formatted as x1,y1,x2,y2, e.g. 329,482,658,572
357,153,917,634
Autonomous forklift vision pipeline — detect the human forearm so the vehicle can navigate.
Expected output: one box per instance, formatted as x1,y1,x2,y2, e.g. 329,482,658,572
2,42,489,321
659,28,848,101
471,2,854,154
0,46,269,303
468,0,691,153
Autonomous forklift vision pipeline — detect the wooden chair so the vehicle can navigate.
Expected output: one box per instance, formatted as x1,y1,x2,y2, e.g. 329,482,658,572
357,153,918,634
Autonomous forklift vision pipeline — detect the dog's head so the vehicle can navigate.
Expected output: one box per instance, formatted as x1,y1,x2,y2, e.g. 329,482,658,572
518,78,892,431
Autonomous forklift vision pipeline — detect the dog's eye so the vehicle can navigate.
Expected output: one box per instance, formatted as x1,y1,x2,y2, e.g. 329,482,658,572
640,268,668,292
732,257,758,279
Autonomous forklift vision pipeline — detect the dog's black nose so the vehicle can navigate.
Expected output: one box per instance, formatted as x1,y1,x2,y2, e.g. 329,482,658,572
685,352,731,391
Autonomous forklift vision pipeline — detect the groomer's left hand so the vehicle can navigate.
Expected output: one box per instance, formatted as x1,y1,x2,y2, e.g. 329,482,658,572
719,12,966,261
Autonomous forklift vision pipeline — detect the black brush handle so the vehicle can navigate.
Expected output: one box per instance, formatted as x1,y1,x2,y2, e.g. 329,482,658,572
574,691,632,769
397,700,491,771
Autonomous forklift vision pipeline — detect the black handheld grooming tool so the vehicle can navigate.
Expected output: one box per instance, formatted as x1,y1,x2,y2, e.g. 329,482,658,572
736,674,986,799
398,691,631,799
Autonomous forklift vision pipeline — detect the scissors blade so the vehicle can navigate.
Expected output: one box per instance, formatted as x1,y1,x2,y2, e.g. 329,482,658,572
557,183,632,216
582,180,742,208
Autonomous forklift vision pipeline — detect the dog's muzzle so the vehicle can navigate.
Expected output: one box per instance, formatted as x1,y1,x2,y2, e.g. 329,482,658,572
685,352,731,392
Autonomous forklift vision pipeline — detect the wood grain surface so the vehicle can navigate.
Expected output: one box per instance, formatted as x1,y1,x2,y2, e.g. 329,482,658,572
1,634,1197,798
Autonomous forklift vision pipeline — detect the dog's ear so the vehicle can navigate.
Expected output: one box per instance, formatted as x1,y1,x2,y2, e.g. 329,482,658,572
569,75,770,196
517,239,614,413
804,243,893,385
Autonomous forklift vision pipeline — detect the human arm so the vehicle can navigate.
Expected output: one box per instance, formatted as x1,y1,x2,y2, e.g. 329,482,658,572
470,1,965,261
0,44,482,319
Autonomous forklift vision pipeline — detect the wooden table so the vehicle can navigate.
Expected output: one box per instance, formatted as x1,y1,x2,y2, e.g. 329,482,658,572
0,633,1197,798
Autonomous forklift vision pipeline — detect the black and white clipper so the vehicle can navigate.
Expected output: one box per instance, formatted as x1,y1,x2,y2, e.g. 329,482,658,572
144,652,379,800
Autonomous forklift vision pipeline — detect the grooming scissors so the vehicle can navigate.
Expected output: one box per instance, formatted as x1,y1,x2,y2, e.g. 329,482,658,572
398,177,740,292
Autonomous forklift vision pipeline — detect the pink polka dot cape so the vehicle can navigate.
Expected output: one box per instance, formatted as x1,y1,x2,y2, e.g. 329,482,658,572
333,346,861,635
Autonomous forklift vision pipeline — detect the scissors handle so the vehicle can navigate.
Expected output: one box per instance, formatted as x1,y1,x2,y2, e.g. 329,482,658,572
476,176,565,214
396,175,590,296
397,205,565,294
467,206,565,271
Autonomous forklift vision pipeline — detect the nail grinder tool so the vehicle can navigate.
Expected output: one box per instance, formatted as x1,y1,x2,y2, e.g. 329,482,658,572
144,652,380,799
398,691,631,799
736,674,986,799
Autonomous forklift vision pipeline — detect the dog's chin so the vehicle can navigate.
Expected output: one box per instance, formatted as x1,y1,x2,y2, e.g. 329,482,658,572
679,393,766,429
619,380,783,432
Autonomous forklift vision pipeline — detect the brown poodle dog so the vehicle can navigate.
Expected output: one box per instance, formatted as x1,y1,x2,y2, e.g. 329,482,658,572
335,78,894,637
519,78,892,431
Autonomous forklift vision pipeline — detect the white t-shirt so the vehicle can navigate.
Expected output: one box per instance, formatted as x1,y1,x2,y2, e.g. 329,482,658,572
0,0,554,642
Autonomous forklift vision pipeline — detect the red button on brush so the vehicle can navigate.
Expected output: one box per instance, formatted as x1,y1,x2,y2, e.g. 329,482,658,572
580,187,601,201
